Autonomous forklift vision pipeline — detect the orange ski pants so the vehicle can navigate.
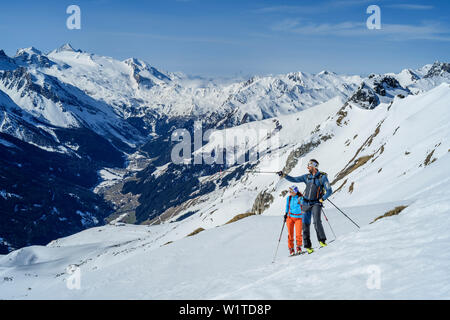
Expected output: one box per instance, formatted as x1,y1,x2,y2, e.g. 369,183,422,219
286,216,303,249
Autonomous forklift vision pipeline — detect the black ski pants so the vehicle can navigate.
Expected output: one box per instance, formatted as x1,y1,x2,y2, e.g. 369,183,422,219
302,202,326,248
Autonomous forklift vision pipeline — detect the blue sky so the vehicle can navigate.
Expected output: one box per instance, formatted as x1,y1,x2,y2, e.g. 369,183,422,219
0,0,449,77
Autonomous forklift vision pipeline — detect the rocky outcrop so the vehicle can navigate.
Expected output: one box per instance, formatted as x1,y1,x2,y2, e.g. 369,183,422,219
348,74,411,110
251,189,274,214
348,82,380,109
424,62,450,78
373,76,402,96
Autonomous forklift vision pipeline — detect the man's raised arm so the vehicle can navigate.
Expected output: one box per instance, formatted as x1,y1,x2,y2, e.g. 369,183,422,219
277,171,307,184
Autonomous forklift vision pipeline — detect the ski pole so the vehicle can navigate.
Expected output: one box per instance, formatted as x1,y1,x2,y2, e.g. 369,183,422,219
249,170,279,174
326,199,360,229
272,217,286,264
322,208,337,242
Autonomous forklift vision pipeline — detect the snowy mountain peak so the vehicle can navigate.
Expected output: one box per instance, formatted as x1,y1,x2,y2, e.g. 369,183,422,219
0,50,17,71
317,70,336,76
399,69,420,80
286,71,306,81
15,47,43,57
124,57,172,85
53,43,82,54
424,61,450,78
13,47,55,68
124,57,146,68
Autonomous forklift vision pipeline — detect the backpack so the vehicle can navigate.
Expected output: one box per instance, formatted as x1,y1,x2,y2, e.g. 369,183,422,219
303,172,327,202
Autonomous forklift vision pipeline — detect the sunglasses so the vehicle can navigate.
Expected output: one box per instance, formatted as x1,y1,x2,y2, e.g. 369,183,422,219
307,161,318,168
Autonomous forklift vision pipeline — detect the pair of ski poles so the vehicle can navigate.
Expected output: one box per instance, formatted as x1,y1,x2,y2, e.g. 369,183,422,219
272,199,359,263
271,211,334,264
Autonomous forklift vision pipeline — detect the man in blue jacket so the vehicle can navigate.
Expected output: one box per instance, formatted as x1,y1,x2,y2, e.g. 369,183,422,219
278,159,332,253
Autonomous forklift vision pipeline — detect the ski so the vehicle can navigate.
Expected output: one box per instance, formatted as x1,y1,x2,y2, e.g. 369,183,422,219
289,253,303,257
314,239,336,250
288,240,336,257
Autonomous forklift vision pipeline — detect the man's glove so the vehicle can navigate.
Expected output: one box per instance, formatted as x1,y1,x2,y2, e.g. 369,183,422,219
319,199,324,204
284,213,288,221
277,171,285,177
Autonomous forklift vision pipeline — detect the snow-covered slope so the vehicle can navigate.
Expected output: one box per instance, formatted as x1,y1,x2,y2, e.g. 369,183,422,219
0,66,144,147
144,84,449,228
1,82,449,299
0,171,448,299
103,58,450,226
1,43,449,294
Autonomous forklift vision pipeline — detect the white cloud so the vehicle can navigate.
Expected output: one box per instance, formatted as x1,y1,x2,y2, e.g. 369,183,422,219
270,19,450,41
254,0,377,14
271,19,301,31
102,31,243,45
386,4,434,10
381,22,450,41
271,19,365,36
253,5,320,14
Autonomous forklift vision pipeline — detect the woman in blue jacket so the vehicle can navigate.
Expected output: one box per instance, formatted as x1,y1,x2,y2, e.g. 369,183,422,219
285,186,305,256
